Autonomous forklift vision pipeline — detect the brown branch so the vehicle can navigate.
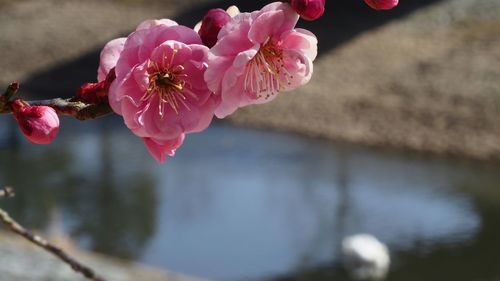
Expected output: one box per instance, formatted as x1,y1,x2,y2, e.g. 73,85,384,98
0,98,113,120
0,189,107,281
0,81,114,120
0,82,19,112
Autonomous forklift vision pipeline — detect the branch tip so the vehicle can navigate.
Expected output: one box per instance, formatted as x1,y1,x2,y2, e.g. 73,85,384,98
0,206,106,281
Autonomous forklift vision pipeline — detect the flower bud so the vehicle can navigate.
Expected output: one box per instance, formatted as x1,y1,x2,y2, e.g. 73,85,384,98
198,8,231,48
11,99,59,144
364,0,399,10
77,68,115,104
290,0,326,21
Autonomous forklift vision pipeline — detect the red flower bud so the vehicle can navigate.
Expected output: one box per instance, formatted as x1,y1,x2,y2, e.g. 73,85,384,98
11,99,59,144
77,68,115,104
198,8,231,48
364,0,399,10
290,0,326,21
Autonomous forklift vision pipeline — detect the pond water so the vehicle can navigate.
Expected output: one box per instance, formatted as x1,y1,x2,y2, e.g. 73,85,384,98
0,117,500,281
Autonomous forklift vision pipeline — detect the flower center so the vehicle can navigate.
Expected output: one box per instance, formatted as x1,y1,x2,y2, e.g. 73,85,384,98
142,49,195,117
244,42,293,100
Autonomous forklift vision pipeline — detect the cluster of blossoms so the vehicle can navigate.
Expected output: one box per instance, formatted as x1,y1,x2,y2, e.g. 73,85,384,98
6,0,398,162
101,1,321,163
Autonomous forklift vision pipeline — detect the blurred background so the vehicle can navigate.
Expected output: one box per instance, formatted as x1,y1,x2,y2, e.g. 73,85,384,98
0,0,499,280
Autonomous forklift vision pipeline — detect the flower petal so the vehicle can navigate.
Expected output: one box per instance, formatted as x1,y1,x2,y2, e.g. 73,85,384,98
280,28,318,61
98,38,126,82
248,10,285,44
136,19,178,30
143,134,185,163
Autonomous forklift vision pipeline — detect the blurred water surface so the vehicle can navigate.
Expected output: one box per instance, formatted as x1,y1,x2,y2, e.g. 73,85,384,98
0,117,499,281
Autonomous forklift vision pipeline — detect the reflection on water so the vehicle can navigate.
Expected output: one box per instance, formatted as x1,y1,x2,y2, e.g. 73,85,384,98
0,117,500,281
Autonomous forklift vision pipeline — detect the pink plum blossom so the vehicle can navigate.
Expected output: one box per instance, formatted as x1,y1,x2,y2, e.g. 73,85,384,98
364,0,399,10
204,2,318,118
11,99,59,144
100,19,218,163
290,0,326,21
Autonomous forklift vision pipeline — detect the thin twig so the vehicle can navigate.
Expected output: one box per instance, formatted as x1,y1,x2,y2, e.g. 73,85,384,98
0,82,19,112
0,190,106,281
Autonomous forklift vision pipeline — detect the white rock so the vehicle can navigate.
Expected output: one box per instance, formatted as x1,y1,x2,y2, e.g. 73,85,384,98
342,234,390,280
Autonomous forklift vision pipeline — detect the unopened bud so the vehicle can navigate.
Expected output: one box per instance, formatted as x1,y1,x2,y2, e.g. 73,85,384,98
198,8,231,48
11,99,59,144
77,68,115,104
364,0,399,10
290,0,326,21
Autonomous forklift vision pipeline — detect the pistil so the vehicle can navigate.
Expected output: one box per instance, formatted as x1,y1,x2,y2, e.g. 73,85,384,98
142,49,196,117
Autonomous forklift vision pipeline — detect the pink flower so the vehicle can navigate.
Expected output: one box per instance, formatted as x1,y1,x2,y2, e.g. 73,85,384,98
11,99,59,144
204,2,317,118
198,9,231,48
364,0,399,10
100,19,218,163
290,0,326,21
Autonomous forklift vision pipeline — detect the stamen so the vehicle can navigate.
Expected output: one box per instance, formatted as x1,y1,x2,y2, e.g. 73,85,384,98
142,48,192,117
244,42,292,99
